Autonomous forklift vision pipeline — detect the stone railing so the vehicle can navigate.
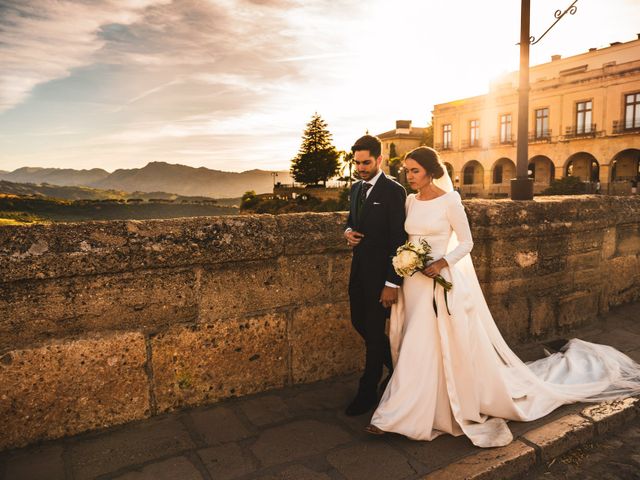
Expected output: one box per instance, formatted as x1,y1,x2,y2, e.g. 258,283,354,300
1,195,639,450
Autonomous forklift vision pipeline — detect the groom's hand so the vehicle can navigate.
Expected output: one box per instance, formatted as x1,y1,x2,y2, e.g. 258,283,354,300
345,229,364,247
379,286,398,308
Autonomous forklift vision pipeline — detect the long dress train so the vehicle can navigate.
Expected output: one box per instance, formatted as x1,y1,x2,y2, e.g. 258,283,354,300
370,191,640,448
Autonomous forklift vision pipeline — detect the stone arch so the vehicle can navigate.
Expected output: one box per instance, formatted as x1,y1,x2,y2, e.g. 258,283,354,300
610,149,640,182
491,157,516,184
528,155,555,185
565,152,599,182
462,160,484,185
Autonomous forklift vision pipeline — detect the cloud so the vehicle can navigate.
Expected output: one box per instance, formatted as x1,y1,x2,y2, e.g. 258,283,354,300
0,0,173,112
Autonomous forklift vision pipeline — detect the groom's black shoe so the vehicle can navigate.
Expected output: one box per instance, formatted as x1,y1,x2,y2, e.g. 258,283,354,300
345,390,378,416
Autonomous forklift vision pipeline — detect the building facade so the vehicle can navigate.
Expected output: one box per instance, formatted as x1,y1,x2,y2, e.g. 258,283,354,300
433,37,640,197
376,120,427,174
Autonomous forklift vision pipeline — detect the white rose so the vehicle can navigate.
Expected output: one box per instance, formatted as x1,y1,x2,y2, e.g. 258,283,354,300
393,249,420,277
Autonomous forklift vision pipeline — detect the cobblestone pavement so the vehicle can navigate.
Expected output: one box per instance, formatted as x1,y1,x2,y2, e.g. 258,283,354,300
0,302,639,480
524,417,640,480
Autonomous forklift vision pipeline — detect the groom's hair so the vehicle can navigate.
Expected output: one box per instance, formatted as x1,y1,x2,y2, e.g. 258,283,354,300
351,135,382,158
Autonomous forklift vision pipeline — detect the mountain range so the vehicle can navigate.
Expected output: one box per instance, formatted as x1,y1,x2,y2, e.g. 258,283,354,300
0,162,293,198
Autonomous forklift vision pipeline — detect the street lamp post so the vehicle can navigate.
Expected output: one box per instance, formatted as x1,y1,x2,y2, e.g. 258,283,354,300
511,0,533,200
511,0,579,200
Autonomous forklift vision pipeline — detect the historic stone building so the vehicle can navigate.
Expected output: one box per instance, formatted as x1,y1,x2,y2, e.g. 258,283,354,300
433,36,640,197
376,120,427,174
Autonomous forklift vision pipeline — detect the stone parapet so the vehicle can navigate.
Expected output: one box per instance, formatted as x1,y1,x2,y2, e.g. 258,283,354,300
0,196,638,450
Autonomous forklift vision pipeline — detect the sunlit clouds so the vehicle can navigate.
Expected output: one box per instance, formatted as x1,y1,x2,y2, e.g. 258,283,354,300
1,0,639,171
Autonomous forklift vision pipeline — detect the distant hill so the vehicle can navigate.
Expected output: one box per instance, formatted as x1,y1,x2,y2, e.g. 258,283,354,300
0,180,228,203
1,167,109,186
0,162,292,198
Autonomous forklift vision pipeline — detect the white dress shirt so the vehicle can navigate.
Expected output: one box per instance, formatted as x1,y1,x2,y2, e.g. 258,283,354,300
347,170,399,289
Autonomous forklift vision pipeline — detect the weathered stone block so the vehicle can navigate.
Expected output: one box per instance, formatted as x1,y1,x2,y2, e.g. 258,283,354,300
0,215,283,283
0,332,149,450
0,269,198,352
487,295,530,342
557,290,598,328
601,227,617,259
151,313,289,412
605,255,640,306
616,223,640,256
277,212,350,255
199,255,348,322
581,397,639,436
566,250,601,271
425,440,536,480
290,302,364,383
522,414,594,462
529,299,555,337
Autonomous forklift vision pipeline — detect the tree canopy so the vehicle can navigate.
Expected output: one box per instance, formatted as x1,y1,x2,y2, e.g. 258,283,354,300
290,113,340,186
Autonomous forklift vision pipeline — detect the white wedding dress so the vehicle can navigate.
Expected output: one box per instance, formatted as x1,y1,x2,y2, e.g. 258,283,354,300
370,181,640,448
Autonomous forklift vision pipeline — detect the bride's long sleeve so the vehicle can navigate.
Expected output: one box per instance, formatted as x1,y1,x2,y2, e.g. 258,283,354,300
442,192,474,267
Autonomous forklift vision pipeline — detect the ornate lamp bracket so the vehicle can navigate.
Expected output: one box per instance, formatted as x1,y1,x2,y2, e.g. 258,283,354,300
529,0,578,45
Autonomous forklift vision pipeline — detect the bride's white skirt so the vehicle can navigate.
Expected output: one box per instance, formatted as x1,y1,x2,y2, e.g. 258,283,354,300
371,261,640,448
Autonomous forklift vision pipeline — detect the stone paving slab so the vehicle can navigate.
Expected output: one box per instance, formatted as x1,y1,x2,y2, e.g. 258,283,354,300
0,302,639,480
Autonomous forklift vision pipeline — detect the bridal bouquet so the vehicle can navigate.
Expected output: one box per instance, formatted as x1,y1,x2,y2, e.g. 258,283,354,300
392,239,453,292
392,239,453,315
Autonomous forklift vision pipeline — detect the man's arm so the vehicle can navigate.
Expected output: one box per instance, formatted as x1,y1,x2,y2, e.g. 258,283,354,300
386,184,407,286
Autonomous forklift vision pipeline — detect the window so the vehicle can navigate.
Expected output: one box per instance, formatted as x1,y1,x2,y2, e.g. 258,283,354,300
463,164,475,184
625,92,640,129
500,114,512,143
443,124,452,149
576,101,592,134
469,120,480,146
493,165,503,184
535,108,549,138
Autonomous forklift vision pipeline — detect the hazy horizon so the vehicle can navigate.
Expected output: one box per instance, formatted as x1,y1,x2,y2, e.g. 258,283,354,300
1,0,639,172
0,161,292,174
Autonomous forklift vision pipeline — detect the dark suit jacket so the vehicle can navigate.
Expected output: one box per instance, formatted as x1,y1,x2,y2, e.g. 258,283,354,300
346,173,407,288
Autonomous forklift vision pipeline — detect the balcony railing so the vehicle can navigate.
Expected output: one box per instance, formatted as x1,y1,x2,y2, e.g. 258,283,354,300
612,119,640,135
528,130,553,143
434,142,453,151
461,139,483,149
562,124,603,140
490,135,515,146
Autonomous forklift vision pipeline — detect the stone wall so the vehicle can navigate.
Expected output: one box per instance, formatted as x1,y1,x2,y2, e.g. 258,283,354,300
1,195,639,451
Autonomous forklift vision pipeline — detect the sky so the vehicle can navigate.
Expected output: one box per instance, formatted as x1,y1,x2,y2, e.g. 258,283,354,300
0,0,639,173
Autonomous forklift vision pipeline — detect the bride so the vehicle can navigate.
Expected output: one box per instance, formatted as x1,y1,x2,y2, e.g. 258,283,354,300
365,146,640,448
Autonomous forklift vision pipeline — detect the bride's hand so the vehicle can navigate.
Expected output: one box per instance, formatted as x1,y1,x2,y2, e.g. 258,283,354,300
421,259,448,278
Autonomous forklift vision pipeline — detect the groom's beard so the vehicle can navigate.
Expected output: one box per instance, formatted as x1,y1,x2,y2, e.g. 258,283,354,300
359,168,379,181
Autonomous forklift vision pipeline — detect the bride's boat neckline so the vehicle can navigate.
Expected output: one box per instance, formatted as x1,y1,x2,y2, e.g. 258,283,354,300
413,191,453,203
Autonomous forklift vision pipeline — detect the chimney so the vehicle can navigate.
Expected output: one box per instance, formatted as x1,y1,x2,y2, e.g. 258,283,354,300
551,54,561,61
395,120,412,134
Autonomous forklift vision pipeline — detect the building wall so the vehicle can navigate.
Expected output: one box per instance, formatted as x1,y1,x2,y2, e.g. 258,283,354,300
434,39,640,197
1,196,639,450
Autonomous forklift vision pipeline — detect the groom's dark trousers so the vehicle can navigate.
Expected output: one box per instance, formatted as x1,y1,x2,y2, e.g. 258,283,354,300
346,173,407,396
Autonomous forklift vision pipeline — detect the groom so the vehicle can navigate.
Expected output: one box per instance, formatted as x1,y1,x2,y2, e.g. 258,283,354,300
344,135,407,416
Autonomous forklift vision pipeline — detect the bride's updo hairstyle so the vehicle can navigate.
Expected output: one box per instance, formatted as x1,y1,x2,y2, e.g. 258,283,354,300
404,146,445,179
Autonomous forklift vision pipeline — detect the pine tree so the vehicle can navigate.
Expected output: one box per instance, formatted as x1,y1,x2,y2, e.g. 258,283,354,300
290,113,340,186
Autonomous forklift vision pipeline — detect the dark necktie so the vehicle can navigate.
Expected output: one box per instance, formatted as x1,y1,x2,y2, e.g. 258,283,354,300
356,182,372,222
